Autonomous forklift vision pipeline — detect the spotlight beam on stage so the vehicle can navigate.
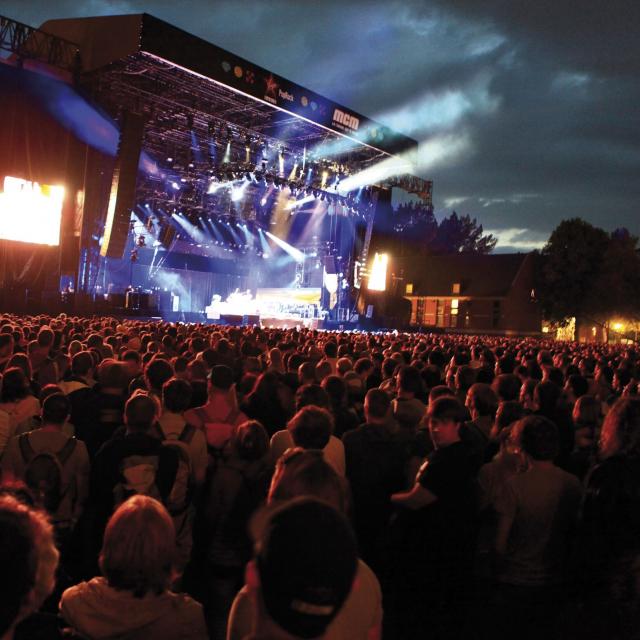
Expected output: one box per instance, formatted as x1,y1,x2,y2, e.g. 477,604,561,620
264,230,305,263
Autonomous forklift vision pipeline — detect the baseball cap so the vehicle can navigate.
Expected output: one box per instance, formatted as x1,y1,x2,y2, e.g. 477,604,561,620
251,498,357,639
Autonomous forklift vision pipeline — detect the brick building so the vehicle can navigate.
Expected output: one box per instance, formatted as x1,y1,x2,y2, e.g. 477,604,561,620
401,253,541,336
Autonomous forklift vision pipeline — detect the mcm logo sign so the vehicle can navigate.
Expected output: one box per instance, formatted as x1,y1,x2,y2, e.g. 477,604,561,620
332,108,360,132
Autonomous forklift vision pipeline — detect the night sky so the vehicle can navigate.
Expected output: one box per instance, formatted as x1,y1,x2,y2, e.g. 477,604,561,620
4,0,639,252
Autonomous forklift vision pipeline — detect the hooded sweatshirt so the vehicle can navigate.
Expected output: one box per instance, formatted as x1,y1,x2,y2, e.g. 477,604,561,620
60,577,207,640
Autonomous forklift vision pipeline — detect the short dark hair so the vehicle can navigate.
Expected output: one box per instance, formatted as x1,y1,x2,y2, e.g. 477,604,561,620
428,396,466,424
492,374,522,402
71,351,93,377
516,415,559,461
144,358,173,392
365,388,391,419
468,383,498,418
209,365,234,391
162,377,192,413
125,394,157,431
397,365,423,396
288,406,334,449
42,393,70,425
295,384,330,411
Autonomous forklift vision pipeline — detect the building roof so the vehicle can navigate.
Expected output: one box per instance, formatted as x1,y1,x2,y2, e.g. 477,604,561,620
402,253,531,298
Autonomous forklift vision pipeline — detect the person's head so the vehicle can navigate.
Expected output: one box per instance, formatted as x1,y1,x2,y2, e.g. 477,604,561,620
396,365,423,398
99,496,175,598
298,362,316,386
364,388,391,424
428,384,455,408
321,375,348,410
295,384,330,412
36,327,54,350
466,383,498,420
513,415,559,462
0,494,58,638
492,374,522,403
519,378,538,412
247,498,357,639
97,359,129,391
269,449,346,512
122,350,142,378
209,364,234,394
287,406,334,450
144,358,173,394
41,393,69,426
335,358,352,377
231,420,270,461
161,377,192,414
493,401,525,439
534,380,561,416
0,334,13,359
323,341,338,359
1,367,30,403
71,351,94,378
427,396,466,448
599,397,640,459
6,354,31,381
124,393,157,432
455,365,476,395
565,374,589,403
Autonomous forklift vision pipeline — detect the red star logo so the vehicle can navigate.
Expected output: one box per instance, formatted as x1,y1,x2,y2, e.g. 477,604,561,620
265,74,278,97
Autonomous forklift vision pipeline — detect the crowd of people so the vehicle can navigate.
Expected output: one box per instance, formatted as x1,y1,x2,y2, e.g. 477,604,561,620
0,313,639,640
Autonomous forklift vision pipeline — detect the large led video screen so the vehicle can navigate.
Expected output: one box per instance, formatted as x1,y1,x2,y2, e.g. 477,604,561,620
0,176,64,246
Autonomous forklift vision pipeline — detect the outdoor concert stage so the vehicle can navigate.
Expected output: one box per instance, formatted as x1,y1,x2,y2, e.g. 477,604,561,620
0,13,432,326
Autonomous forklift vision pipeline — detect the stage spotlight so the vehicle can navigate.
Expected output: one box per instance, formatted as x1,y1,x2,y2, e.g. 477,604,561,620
223,141,231,164
171,182,180,190
321,170,328,188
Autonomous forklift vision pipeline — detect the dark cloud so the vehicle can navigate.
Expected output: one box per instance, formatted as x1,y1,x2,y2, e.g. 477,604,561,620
3,0,638,247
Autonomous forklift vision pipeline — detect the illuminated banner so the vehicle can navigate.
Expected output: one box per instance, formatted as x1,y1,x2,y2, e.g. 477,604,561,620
0,176,64,246
138,15,416,156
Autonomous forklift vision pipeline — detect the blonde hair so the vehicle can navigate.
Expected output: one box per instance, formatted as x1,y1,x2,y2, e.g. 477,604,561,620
99,496,175,597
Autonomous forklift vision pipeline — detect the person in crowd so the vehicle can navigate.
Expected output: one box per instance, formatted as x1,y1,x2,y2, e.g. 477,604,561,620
0,491,59,640
391,365,426,429
389,396,479,639
201,420,271,639
60,495,207,640
228,493,377,640
577,397,640,639
185,365,247,456
321,375,359,439
493,415,582,639
271,406,345,476
343,389,406,570
0,367,41,455
2,393,89,543
242,371,291,437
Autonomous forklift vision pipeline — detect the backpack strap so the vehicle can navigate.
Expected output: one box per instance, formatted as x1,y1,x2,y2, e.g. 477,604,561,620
18,433,36,464
179,423,197,444
196,407,209,426
57,437,77,464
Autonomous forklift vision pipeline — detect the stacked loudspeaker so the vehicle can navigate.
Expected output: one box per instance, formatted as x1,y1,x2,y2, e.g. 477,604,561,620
100,111,145,258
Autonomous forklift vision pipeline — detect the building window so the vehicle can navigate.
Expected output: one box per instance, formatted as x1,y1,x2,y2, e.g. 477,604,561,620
436,299,444,327
492,300,501,328
405,283,414,295
452,282,461,294
416,298,425,324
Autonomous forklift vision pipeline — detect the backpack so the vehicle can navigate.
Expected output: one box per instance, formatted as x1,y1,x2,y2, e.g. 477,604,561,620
155,422,197,516
196,407,239,469
113,454,163,506
19,434,77,515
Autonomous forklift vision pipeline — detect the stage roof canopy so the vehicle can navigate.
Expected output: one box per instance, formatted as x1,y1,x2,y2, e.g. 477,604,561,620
40,13,418,164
